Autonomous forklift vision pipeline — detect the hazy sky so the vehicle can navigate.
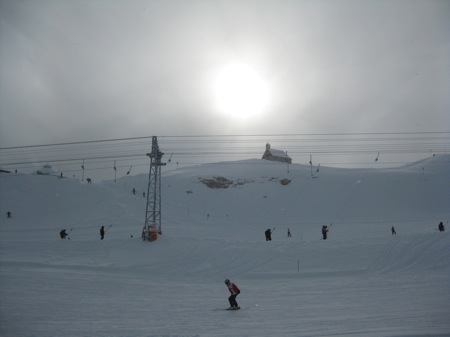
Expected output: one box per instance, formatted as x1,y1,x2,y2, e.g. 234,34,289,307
0,0,449,177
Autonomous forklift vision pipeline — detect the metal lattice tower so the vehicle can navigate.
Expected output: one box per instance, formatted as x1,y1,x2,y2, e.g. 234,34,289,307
144,136,166,235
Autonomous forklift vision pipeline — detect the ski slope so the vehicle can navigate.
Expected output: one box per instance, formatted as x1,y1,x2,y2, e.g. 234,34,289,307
1,155,449,337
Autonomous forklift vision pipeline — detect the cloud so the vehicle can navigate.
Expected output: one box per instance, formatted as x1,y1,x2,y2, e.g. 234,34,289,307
0,0,448,157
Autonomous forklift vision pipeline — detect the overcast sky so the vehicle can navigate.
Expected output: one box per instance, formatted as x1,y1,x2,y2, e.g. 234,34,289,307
0,0,449,177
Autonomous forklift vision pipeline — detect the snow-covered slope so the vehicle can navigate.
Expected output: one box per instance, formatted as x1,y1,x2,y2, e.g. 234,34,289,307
0,155,449,337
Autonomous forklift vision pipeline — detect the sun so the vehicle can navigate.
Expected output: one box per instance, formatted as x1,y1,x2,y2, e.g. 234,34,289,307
213,63,270,119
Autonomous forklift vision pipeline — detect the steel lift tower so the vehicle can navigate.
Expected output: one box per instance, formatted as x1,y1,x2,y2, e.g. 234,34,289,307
143,136,166,241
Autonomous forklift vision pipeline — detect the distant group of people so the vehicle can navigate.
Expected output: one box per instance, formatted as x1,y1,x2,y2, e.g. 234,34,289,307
132,187,146,198
262,222,446,241
59,225,109,240
391,222,446,234
224,220,447,310
265,227,294,241
265,225,331,241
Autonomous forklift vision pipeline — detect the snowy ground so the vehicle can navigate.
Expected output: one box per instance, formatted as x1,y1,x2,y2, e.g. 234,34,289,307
1,155,449,337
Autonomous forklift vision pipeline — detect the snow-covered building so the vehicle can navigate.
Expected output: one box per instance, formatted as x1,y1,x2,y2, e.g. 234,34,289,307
262,143,292,164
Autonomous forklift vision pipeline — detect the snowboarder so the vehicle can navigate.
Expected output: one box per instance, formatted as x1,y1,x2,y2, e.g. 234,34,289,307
438,222,445,232
100,226,105,240
6,211,11,218
322,225,329,240
60,229,68,239
224,279,240,309
265,228,272,241
391,226,397,235
287,228,292,237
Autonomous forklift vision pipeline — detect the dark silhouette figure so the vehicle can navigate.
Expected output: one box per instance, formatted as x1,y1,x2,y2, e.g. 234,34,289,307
391,226,397,235
265,229,272,241
60,229,68,239
287,228,292,237
438,222,445,232
100,226,105,240
322,225,329,240
6,211,12,218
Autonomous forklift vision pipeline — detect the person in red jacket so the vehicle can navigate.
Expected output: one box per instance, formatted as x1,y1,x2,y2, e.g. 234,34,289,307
224,279,240,309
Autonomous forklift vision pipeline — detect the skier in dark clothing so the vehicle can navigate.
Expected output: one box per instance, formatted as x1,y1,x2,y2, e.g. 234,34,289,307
100,226,105,240
60,229,68,239
322,225,329,240
224,279,240,309
265,229,272,241
391,226,397,235
6,211,11,218
438,222,445,232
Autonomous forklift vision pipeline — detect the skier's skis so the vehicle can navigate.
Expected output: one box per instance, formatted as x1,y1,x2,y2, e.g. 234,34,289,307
213,307,248,311
226,306,240,311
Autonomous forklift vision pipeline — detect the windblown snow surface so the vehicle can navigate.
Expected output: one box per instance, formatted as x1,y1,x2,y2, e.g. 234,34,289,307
1,155,449,337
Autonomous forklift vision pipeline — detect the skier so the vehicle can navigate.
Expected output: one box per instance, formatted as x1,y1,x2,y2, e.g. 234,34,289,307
287,228,292,237
60,229,68,239
438,222,445,232
6,211,11,218
322,225,329,240
224,279,240,309
100,226,105,240
391,226,397,235
265,228,272,241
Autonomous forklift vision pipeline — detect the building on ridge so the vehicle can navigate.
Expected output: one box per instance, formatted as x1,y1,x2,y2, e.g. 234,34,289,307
262,143,292,164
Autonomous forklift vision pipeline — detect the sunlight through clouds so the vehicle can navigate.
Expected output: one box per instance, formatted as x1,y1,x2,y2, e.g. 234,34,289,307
213,62,270,119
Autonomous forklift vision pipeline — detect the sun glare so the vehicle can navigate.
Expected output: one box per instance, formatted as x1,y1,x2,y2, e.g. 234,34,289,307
213,63,269,119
